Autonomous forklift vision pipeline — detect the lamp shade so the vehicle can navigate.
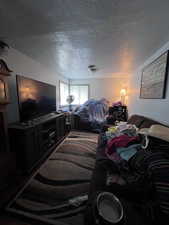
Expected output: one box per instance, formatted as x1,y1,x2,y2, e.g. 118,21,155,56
120,89,126,96
120,89,127,105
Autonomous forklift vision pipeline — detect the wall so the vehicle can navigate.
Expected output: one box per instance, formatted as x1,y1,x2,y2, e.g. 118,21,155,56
128,40,169,125
2,48,67,123
71,77,129,105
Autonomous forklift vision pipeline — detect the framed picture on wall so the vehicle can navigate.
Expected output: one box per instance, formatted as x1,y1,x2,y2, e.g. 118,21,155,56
140,51,169,99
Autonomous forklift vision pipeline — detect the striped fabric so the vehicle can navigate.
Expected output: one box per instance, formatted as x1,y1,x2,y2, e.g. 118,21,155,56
146,136,169,215
147,152,169,215
129,136,169,217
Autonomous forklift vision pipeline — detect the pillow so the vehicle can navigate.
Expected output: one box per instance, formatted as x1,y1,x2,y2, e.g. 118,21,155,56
127,115,145,128
138,124,169,143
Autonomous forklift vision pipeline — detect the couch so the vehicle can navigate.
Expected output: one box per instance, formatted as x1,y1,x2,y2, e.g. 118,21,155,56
127,114,163,128
73,114,93,131
85,114,169,225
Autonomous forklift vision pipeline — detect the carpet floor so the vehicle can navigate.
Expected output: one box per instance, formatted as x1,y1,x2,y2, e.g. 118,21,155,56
6,131,98,225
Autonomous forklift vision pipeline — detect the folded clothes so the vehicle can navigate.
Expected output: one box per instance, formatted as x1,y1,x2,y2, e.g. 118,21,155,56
117,144,141,161
106,152,122,162
105,124,138,141
105,135,140,162
106,135,140,154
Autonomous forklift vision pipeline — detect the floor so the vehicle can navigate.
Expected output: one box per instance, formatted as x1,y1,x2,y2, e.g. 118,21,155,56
0,131,98,225
0,216,32,225
0,139,67,225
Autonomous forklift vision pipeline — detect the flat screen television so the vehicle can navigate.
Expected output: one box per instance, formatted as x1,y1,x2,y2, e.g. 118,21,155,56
16,75,56,122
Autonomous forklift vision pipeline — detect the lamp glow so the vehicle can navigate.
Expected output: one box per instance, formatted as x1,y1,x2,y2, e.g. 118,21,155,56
120,89,127,105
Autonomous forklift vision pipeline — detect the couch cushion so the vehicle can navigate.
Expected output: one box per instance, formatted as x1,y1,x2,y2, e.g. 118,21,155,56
128,114,165,129
139,118,160,129
127,114,145,128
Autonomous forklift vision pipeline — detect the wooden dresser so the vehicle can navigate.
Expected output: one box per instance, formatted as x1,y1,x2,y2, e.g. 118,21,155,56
0,59,11,152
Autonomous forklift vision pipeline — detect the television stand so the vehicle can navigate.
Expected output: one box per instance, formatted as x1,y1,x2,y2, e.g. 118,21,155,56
8,113,67,173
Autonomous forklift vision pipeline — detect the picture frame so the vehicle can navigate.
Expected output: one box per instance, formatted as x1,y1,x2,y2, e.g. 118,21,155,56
140,51,169,99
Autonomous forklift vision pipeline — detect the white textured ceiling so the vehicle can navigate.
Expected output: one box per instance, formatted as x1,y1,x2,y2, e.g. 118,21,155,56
1,0,169,79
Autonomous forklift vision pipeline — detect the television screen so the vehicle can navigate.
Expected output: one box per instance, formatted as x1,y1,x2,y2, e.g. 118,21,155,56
16,75,56,121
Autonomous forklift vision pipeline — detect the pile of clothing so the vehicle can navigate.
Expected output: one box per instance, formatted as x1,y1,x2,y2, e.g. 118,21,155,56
104,122,141,162
98,123,169,224
75,98,109,132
